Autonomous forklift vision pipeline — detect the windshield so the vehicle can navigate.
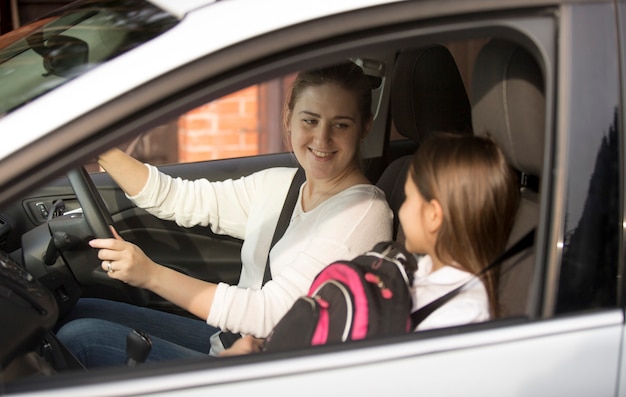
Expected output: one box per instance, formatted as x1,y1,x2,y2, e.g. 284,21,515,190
0,0,178,117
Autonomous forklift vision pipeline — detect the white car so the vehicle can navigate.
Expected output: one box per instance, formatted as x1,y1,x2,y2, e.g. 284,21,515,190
0,0,623,395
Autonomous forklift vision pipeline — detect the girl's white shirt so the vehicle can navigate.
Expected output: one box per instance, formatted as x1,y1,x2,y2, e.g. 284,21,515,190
411,255,490,331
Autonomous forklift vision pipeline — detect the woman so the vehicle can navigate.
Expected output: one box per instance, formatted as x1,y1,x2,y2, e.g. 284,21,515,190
56,61,393,367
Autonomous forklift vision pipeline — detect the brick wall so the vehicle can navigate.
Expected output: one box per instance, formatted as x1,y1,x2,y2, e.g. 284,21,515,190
178,86,260,162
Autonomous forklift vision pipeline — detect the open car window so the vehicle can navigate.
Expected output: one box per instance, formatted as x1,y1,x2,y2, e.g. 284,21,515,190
105,75,296,168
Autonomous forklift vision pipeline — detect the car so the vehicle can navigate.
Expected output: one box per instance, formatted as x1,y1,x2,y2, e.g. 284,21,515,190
0,0,623,395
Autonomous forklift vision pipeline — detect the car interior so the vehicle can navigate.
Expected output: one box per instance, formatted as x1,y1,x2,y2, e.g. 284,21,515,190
0,14,550,387
470,39,544,318
377,39,543,319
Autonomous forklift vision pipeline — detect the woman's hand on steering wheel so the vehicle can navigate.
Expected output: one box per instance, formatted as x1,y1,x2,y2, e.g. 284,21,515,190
89,226,158,289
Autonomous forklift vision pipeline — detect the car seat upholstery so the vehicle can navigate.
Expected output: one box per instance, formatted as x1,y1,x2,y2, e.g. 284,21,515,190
376,45,472,240
471,39,545,318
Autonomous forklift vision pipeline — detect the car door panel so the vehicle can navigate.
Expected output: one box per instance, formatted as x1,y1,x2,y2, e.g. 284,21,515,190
200,312,622,395
14,311,620,396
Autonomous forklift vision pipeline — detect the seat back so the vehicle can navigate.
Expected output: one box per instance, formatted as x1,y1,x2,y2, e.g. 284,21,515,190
471,39,545,317
376,45,472,241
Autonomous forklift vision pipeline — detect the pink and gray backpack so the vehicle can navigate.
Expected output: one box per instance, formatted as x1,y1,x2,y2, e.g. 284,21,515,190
263,242,416,352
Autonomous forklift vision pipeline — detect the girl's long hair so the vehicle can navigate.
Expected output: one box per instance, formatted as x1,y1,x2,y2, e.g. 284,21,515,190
410,133,520,317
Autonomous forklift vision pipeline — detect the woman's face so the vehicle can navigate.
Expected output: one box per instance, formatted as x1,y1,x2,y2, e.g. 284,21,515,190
287,83,366,182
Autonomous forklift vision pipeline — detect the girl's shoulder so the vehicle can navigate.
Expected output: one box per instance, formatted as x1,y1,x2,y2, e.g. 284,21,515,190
413,257,491,331
414,256,476,285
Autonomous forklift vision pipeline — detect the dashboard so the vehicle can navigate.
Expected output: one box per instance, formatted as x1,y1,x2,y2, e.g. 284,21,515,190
0,249,58,378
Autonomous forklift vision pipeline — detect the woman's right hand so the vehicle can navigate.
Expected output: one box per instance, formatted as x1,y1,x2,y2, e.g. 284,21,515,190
89,226,158,289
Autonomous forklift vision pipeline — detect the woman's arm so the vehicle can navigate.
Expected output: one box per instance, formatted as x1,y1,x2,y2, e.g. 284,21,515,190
98,148,149,197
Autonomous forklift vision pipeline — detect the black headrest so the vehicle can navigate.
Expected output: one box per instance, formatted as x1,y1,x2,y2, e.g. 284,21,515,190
471,40,545,177
391,45,472,144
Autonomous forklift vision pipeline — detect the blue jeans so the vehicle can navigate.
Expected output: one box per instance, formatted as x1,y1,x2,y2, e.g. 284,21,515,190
55,298,219,368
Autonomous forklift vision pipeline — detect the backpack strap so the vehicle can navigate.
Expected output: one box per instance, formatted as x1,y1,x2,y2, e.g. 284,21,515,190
218,167,305,349
410,228,536,327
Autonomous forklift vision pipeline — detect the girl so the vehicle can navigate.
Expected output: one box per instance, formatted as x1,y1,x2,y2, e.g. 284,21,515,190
399,132,519,330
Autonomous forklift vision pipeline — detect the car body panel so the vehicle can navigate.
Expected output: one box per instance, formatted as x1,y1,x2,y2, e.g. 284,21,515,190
552,3,621,316
9,311,622,396
0,0,624,395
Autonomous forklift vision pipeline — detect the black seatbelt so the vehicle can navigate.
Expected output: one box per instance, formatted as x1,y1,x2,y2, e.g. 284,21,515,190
411,228,535,327
219,167,305,349
263,167,306,284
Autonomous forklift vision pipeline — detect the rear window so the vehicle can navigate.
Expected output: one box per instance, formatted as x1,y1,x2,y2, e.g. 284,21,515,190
0,0,178,116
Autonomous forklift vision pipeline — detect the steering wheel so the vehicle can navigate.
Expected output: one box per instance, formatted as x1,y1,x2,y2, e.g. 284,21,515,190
66,167,150,306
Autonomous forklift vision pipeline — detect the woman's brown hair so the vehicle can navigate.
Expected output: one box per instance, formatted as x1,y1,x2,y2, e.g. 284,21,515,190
285,61,373,131
409,133,520,317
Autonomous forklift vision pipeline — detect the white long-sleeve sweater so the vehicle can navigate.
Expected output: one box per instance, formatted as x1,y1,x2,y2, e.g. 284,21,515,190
128,165,393,339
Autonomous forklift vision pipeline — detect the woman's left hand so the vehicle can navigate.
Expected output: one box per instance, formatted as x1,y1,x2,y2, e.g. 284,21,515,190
219,335,265,357
89,226,157,288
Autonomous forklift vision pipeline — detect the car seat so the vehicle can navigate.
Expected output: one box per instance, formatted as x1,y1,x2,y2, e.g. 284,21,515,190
376,45,472,241
471,39,545,318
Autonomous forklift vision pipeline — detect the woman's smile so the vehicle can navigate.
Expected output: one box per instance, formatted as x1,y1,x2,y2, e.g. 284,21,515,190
309,147,336,160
